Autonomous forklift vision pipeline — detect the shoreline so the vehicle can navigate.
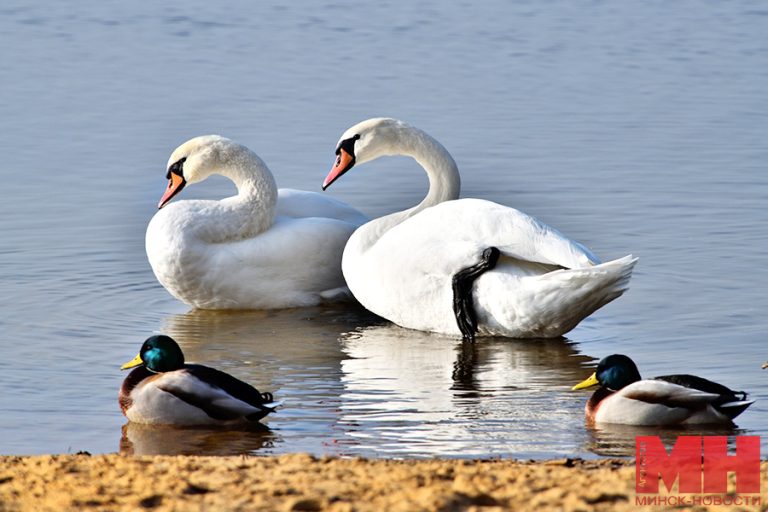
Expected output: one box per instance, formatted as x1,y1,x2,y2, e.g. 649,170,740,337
1,454,763,511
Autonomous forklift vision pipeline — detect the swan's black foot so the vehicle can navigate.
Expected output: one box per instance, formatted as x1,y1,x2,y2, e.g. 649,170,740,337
451,247,501,342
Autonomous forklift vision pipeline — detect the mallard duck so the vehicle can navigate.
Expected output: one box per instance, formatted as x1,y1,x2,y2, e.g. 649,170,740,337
119,335,280,425
572,354,753,425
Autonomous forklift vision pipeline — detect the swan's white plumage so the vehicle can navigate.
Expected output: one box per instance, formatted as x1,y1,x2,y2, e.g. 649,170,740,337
275,189,369,225
332,118,637,338
146,135,368,309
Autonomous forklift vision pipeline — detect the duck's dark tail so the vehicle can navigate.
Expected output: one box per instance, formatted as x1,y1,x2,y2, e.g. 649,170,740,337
246,399,284,422
715,399,755,420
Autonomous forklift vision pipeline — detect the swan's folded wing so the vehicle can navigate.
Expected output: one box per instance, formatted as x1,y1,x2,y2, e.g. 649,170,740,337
619,379,722,408
276,189,369,225
156,368,272,421
414,198,602,269
466,198,602,268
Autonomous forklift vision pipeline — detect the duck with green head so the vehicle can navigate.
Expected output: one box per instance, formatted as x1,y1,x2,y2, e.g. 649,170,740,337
119,335,280,425
572,354,753,426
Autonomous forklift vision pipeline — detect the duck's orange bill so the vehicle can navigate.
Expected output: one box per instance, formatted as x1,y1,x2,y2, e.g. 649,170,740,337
158,173,186,209
572,372,599,390
322,148,354,190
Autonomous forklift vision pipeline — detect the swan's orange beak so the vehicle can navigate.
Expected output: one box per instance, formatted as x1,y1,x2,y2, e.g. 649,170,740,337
322,148,355,190
158,173,186,209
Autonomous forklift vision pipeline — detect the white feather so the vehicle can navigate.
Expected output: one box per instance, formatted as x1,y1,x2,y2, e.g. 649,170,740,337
146,136,368,310
336,119,636,338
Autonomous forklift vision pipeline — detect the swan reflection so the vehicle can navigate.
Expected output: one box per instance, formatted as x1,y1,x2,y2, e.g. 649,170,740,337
148,305,382,456
338,324,592,458
158,305,380,391
148,307,678,459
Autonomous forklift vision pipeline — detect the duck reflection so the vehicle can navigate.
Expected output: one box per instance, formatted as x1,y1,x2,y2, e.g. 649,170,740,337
585,423,745,457
120,422,277,456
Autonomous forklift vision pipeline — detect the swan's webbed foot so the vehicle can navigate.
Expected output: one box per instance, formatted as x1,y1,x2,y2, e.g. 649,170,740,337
452,247,501,342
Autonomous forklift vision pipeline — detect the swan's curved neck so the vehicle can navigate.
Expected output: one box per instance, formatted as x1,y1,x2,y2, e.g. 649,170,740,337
406,129,461,211
356,126,460,249
193,151,278,244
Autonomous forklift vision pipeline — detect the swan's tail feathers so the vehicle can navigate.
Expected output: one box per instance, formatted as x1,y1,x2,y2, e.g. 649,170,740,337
515,255,638,337
579,254,638,310
716,399,754,420
592,254,638,301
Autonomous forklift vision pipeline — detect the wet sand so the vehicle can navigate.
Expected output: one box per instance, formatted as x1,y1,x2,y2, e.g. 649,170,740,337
0,454,763,511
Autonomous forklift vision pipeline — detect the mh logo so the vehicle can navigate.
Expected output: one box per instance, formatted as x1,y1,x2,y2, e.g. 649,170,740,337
636,436,760,494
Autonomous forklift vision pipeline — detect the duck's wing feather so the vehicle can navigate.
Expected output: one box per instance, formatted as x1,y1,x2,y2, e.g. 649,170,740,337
654,374,748,402
619,379,721,408
653,374,754,419
155,365,276,421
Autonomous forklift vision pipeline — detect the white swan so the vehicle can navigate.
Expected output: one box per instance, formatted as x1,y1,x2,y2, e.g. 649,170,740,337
322,118,637,339
146,135,368,309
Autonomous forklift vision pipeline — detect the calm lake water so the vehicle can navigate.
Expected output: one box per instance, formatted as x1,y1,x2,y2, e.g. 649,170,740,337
1,1,767,458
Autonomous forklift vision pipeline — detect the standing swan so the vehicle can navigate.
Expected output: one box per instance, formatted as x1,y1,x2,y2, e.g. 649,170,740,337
146,135,368,309
322,118,637,340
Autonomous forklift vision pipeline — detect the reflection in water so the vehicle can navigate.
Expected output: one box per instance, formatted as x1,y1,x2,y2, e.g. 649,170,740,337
147,307,751,460
120,422,276,456
585,423,745,457
146,308,600,458
338,325,594,458
153,305,385,456
159,304,381,393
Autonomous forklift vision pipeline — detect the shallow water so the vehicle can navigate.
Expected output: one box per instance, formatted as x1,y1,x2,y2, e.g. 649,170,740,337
1,1,767,458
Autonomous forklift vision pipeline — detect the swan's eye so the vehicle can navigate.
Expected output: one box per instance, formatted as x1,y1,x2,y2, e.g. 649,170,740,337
338,136,359,157
166,157,187,179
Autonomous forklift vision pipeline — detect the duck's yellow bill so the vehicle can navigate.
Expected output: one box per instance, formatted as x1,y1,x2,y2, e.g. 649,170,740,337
121,353,144,370
572,372,599,390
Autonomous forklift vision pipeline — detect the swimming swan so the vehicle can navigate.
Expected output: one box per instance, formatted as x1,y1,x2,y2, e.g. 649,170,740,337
146,135,368,309
322,118,637,339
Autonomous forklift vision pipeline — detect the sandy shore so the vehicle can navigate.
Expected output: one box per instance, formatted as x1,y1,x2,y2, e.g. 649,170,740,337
0,454,764,511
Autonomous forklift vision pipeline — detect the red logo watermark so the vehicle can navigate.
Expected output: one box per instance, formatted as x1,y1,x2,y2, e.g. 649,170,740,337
635,436,761,506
